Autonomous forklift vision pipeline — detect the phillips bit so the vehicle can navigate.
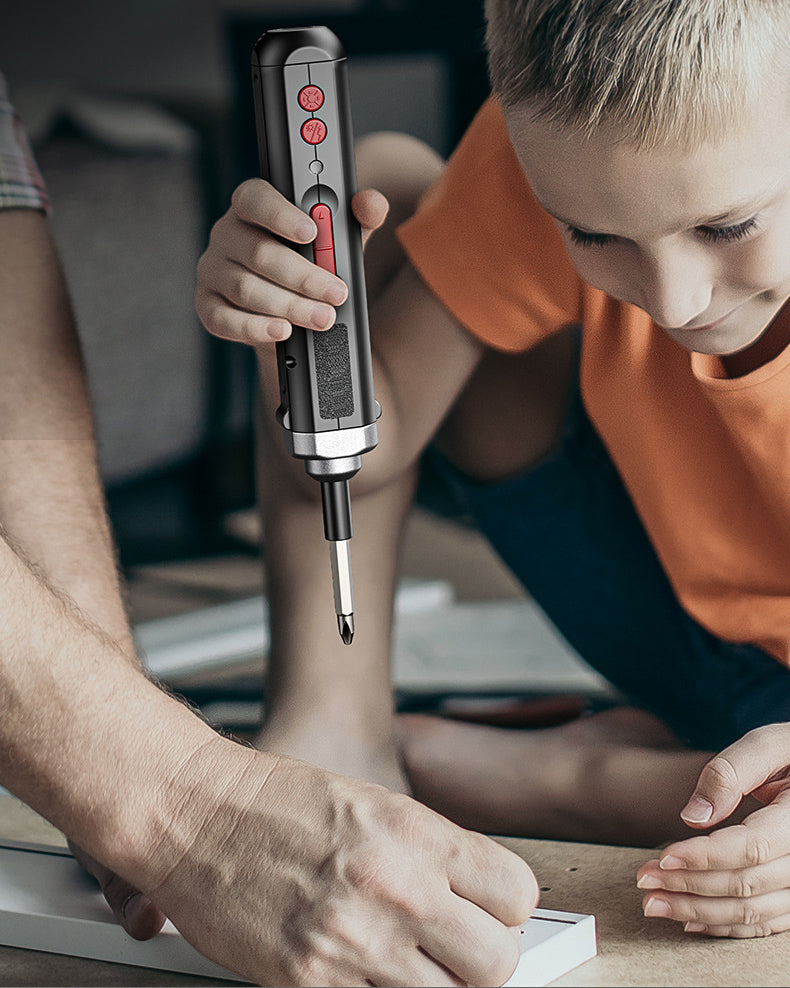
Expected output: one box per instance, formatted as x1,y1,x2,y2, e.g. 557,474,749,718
329,538,355,645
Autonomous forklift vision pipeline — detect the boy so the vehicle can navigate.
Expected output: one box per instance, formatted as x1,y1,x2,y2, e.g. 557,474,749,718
197,0,790,939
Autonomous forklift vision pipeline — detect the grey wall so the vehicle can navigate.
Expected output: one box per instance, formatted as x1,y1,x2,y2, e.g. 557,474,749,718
0,0,229,107
1,1,447,147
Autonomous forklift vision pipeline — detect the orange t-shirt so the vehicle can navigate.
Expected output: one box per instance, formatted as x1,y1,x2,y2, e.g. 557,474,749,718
397,98,790,666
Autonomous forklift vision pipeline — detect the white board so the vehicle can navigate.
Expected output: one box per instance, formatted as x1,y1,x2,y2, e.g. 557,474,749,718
0,844,596,985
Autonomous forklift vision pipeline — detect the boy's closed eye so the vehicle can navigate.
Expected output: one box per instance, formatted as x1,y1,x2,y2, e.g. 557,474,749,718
565,216,760,249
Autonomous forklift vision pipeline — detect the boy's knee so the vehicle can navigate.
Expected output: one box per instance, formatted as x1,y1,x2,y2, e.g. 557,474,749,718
355,132,444,214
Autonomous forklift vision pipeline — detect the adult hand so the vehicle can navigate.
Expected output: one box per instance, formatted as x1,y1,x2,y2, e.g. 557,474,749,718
81,734,537,986
636,724,790,937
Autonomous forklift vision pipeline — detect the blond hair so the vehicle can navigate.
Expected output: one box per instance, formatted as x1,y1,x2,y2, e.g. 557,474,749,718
485,0,789,148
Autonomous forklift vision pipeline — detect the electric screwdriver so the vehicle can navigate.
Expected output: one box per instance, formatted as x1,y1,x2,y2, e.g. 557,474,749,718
251,26,380,645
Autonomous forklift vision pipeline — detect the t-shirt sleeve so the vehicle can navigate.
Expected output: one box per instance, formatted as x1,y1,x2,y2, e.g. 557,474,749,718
0,73,49,214
396,98,582,353
691,346,790,522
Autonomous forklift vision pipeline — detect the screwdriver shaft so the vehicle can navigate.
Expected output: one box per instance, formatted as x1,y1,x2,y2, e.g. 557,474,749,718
329,538,354,644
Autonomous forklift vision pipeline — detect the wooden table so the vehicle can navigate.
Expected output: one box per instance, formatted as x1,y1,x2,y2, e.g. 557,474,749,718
0,794,786,987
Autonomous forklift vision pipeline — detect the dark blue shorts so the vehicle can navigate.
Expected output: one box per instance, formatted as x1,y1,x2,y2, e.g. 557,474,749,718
415,351,790,752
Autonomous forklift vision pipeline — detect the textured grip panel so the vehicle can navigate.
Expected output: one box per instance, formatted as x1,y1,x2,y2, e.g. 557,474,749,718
314,323,354,419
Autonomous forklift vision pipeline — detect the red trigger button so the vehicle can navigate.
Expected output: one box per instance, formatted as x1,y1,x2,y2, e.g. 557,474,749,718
310,203,336,275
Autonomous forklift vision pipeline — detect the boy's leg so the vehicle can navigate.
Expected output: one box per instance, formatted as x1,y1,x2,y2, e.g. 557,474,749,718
253,134,443,787
397,707,715,847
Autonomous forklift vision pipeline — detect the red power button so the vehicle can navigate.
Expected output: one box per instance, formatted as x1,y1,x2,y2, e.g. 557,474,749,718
298,85,324,111
310,203,336,275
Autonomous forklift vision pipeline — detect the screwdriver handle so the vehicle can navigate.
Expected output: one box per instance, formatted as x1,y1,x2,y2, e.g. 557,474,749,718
251,26,379,470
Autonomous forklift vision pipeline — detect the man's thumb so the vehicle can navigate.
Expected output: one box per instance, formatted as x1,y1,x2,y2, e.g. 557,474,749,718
68,839,166,940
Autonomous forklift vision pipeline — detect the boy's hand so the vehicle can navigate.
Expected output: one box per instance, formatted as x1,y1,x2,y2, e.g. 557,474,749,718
195,178,388,345
637,725,790,938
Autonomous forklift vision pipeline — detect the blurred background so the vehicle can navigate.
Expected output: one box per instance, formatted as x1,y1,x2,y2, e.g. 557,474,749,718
0,0,614,737
0,0,491,569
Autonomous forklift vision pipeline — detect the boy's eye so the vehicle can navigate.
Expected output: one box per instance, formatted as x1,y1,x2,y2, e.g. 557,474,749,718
566,215,760,249
697,217,758,244
566,227,613,249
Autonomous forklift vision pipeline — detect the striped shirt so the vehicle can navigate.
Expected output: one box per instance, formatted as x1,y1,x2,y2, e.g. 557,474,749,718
0,73,49,213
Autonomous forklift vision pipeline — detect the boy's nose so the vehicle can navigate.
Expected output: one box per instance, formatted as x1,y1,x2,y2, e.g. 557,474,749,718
638,245,713,330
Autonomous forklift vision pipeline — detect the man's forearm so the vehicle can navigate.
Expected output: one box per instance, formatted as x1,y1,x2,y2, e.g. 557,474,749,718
0,526,217,878
0,210,131,651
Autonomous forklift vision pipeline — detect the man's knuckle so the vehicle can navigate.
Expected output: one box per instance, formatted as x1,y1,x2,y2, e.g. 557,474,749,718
101,872,133,906
344,849,389,893
322,905,363,953
348,859,423,922
301,270,329,298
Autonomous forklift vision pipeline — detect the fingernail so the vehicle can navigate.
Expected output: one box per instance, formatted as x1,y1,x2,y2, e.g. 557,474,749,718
637,875,663,889
123,893,146,930
659,854,685,870
644,896,671,918
681,796,713,823
684,922,707,933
